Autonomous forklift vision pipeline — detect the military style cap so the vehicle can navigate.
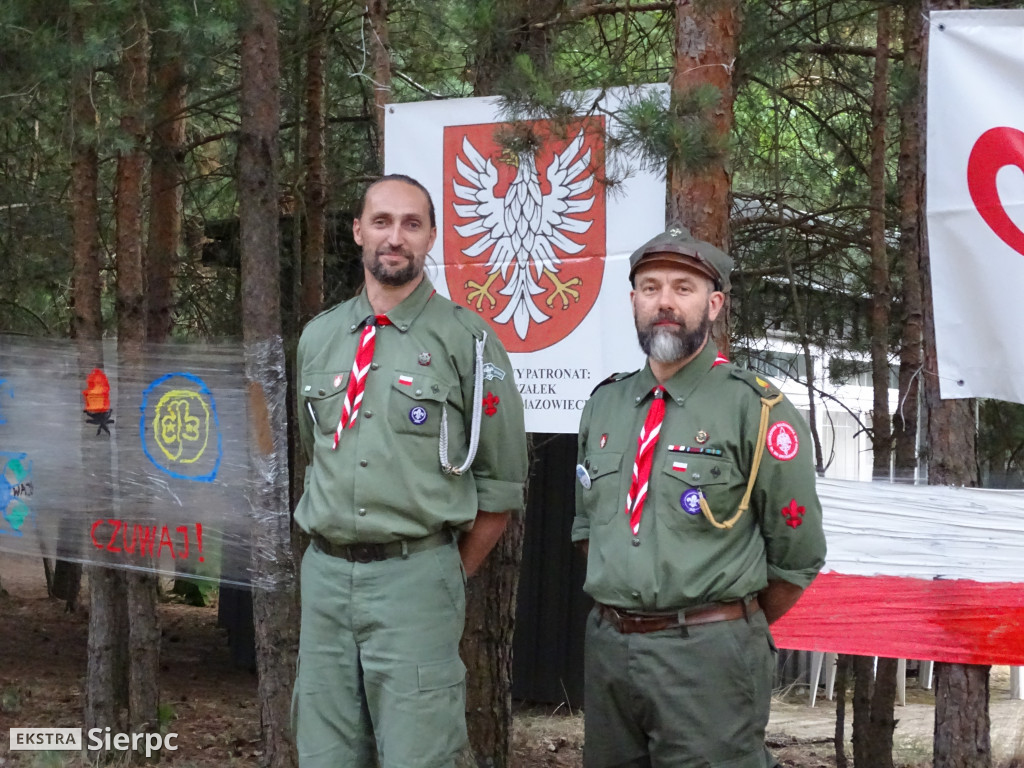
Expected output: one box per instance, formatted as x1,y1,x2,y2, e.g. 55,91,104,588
628,223,734,292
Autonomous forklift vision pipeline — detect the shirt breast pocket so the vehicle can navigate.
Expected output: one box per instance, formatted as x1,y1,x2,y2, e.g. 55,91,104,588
387,371,452,437
580,451,624,525
658,454,737,530
302,371,349,435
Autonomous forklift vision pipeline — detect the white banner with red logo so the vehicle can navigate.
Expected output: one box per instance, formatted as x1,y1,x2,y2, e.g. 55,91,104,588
927,10,1024,405
386,88,666,433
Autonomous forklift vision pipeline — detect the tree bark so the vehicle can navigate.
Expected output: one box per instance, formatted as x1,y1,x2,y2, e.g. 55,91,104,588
666,0,739,353
300,0,327,325
934,662,992,767
239,3,299,766
115,3,149,348
893,0,926,480
367,0,391,164
869,4,892,479
58,0,105,612
458,514,524,767
85,567,130,745
834,655,851,768
146,20,187,343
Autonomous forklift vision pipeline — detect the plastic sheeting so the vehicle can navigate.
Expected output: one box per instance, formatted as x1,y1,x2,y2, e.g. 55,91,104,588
773,479,1024,664
0,335,278,587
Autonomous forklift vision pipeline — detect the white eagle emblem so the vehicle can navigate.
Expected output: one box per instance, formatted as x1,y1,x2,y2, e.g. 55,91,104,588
451,129,596,340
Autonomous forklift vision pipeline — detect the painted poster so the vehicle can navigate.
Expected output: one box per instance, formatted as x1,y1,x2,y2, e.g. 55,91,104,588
927,10,1024,405
386,87,665,432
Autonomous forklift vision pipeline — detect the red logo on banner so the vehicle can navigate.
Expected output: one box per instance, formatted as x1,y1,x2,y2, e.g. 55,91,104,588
967,126,1024,256
444,118,607,353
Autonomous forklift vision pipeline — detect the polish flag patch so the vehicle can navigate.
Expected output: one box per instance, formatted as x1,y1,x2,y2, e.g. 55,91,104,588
672,462,688,472
398,375,413,386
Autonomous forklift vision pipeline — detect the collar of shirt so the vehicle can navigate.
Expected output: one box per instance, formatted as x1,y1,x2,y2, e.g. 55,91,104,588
631,343,721,408
348,276,437,334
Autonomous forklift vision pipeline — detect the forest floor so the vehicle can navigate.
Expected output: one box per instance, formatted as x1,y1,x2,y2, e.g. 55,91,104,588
1,551,1022,768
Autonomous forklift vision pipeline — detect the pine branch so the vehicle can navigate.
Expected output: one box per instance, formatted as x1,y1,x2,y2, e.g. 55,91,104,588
785,43,904,61
531,1,674,31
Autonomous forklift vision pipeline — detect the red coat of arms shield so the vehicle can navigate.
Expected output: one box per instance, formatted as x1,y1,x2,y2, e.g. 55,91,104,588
443,117,607,353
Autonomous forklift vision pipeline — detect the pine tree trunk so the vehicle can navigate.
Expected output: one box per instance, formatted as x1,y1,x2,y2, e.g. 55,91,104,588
115,4,149,349
239,4,299,766
919,7,988,764
128,572,161,732
85,567,130,752
867,657,898,768
934,663,992,767
894,0,926,479
113,7,163,748
146,21,186,343
458,514,524,767
869,4,892,479
300,0,327,325
834,655,851,768
667,0,739,353
851,655,874,766
368,0,390,164
60,0,106,614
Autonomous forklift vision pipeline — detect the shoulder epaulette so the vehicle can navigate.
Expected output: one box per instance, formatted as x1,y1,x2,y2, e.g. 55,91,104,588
729,367,782,399
590,370,638,396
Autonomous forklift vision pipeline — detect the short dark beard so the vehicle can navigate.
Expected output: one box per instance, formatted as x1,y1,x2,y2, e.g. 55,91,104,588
365,247,419,287
636,309,711,363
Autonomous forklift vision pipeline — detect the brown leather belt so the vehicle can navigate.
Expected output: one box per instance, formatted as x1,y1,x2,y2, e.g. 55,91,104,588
311,529,453,563
597,597,760,634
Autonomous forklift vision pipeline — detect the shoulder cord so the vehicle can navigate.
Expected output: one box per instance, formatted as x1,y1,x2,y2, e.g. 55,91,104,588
439,330,486,476
699,391,785,530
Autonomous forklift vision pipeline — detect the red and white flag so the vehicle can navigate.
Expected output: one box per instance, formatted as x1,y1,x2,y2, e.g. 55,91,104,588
772,479,1024,665
927,10,1024,405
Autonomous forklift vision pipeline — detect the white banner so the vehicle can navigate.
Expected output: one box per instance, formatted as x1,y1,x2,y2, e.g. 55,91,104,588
386,87,667,432
927,10,1024,405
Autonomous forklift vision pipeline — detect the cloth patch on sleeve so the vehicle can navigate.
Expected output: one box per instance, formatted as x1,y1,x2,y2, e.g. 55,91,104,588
766,421,799,461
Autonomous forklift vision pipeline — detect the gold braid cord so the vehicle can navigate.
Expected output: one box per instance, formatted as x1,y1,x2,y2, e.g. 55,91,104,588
699,392,785,530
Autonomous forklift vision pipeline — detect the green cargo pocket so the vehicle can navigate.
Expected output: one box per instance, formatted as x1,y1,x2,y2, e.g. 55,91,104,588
417,657,466,691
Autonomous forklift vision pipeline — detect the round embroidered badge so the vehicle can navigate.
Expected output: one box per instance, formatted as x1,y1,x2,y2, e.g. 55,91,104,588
409,406,428,425
680,488,702,515
766,421,799,461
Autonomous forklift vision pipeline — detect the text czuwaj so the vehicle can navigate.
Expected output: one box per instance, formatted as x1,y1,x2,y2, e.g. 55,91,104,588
514,367,590,410
90,519,205,562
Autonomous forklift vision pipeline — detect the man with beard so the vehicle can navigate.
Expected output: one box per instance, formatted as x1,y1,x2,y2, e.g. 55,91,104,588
293,175,528,768
572,224,826,768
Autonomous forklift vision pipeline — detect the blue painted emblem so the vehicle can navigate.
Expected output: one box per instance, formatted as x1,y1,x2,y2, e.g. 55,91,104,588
681,488,702,515
409,406,428,425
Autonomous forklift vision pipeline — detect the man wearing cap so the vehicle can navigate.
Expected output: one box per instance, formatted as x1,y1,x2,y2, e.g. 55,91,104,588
572,224,826,767
293,174,528,768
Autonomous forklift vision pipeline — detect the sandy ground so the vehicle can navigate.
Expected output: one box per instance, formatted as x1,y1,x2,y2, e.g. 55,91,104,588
2,549,1023,767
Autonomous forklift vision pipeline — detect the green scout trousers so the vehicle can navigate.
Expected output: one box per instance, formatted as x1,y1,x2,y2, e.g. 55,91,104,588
583,605,778,768
293,539,468,768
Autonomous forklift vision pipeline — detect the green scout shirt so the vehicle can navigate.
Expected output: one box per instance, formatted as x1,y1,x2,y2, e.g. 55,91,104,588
295,277,528,544
572,343,826,611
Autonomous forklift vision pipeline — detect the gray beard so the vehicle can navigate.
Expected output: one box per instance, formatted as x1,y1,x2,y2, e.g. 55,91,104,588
637,312,711,363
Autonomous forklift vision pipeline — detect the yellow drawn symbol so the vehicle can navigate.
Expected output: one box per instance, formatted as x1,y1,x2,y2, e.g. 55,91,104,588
153,389,211,465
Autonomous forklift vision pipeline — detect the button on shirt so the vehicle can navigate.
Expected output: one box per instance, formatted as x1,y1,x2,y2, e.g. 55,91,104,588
296,277,528,544
572,343,826,611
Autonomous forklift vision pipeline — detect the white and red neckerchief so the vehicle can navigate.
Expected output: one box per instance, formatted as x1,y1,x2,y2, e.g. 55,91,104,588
624,386,666,535
333,314,391,449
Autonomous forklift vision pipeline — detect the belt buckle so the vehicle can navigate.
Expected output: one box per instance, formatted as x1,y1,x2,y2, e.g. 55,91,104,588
349,543,382,563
